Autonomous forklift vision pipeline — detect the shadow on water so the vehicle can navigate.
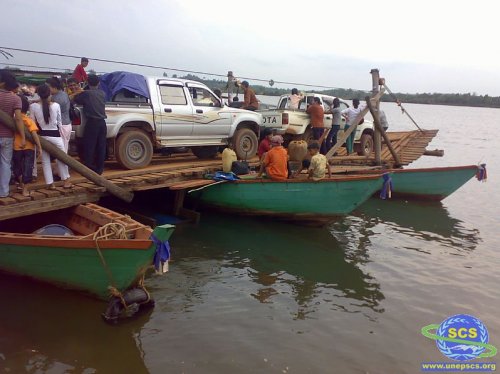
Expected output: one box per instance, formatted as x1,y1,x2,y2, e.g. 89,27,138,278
0,272,150,373
348,198,482,253
168,212,385,319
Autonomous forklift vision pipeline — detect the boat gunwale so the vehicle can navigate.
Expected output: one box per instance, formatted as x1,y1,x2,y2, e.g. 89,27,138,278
0,234,154,249
234,174,384,184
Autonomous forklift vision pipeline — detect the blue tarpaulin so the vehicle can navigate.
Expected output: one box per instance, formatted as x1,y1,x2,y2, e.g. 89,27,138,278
99,71,150,101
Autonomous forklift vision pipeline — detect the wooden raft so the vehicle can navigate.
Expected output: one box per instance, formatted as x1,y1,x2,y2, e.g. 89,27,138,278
0,157,257,222
330,129,438,167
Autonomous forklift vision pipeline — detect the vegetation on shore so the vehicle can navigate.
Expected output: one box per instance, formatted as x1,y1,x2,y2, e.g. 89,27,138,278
178,73,500,108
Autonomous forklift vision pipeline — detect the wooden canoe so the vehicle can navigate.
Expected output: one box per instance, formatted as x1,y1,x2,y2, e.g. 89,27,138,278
345,165,480,201
189,174,385,223
0,203,174,299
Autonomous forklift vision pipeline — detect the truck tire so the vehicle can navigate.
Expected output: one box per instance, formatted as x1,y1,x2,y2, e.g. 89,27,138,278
192,146,219,159
233,128,258,159
115,130,153,169
357,133,374,156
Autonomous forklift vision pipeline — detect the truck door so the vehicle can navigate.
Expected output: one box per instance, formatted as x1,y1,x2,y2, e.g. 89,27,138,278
157,81,193,140
188,84,231,138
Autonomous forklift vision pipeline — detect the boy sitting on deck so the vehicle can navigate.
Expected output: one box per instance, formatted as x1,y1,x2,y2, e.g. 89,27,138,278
307,142,331,181
13,95,42,197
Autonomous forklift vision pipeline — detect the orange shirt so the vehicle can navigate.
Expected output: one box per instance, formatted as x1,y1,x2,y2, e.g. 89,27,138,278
14,114,38,151
306,102,324,127
264,146,288,181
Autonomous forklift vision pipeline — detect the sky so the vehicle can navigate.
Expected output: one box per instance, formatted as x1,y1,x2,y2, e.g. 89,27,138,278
1,0,500,95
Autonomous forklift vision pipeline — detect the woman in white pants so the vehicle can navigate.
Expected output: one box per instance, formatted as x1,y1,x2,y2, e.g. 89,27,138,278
47,77,72,152
29,84,73,189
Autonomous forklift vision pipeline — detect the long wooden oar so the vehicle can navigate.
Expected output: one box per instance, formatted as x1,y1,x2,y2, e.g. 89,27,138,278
0,109,133,202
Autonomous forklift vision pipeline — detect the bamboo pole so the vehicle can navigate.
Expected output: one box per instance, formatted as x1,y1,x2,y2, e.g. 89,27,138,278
0,109,134,202
325,89,385,160
365,96,402,166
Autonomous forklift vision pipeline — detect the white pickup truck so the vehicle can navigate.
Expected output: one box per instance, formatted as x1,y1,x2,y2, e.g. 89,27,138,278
259,93,375,156
73,72,262,169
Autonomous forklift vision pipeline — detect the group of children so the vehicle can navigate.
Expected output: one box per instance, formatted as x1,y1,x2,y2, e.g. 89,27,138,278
257,129,332,182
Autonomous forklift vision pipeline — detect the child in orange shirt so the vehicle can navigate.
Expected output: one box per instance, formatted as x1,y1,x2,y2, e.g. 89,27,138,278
13,95,42,197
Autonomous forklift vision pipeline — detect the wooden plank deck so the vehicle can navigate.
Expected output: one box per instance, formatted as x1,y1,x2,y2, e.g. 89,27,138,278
0,130,438,222
331,129,438,167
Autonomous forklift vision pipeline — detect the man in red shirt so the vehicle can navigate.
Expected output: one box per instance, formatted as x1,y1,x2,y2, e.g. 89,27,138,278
0,70,25,198
306,97,326,153
257,128,273,159
73,57,89,84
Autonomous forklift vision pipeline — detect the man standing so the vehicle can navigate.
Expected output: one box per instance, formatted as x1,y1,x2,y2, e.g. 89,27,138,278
306,97,326,153
226,71,238,104
241,81,259,111
73,57,89,85
341,98,365,154
73,74,107,174
0,70,25,198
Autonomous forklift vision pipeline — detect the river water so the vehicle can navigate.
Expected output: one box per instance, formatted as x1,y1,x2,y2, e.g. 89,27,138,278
1,102,499,373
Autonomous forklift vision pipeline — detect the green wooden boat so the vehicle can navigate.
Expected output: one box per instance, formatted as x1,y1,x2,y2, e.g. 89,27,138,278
0,203,174,299
189,174,385,223
350,165,480,201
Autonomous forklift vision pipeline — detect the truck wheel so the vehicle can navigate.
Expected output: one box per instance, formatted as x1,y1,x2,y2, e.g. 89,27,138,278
357,133,373,156
192,146,219,159
115,130,153,169
233,128,258,159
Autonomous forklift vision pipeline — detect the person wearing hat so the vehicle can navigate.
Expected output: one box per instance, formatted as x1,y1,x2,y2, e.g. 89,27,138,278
257,135,288,181
307,142,331,181
257,128,274,159
241,81,259,111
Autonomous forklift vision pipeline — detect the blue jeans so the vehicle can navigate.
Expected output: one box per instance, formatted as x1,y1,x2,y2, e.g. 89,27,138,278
326,125,340,152
0,137,14,197
312,127,327,154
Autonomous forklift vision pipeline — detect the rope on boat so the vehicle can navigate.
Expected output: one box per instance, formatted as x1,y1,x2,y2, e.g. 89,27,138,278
92,222,129,308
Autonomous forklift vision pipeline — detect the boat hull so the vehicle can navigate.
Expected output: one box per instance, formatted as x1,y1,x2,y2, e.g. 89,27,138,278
0,224,175,299
386,165,478,201
191,175,383,222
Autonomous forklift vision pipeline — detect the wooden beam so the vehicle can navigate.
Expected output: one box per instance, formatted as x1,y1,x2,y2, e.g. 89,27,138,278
325,89,385,160
365,96,402,166
371,69,382,165
0,109,133,202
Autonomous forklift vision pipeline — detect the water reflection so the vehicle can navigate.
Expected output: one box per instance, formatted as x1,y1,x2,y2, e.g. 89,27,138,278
170,213,385,320
352,198,481,252
0,273,149,374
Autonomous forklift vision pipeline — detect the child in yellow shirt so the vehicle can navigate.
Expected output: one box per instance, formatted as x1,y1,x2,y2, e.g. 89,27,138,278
13,95,42,197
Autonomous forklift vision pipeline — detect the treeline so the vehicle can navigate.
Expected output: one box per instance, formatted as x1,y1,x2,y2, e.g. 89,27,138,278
177,73,500,108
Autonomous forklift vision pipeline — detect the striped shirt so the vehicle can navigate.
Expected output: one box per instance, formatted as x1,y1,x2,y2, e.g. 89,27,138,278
0,89,22,138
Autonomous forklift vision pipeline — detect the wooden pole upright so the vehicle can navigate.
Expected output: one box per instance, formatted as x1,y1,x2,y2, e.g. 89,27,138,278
0,109,134,202
365,96,402,166
370,69,382,165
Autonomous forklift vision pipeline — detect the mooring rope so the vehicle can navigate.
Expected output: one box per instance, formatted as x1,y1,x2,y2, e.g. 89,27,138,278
92,222,129,307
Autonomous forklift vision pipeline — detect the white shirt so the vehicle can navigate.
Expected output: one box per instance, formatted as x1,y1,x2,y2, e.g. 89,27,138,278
341,104,366,125
288,94,303,110
29,102,62,131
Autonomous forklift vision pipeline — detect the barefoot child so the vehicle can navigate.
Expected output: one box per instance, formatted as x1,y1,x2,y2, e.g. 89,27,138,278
307,142,331,181
13,95,42,197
